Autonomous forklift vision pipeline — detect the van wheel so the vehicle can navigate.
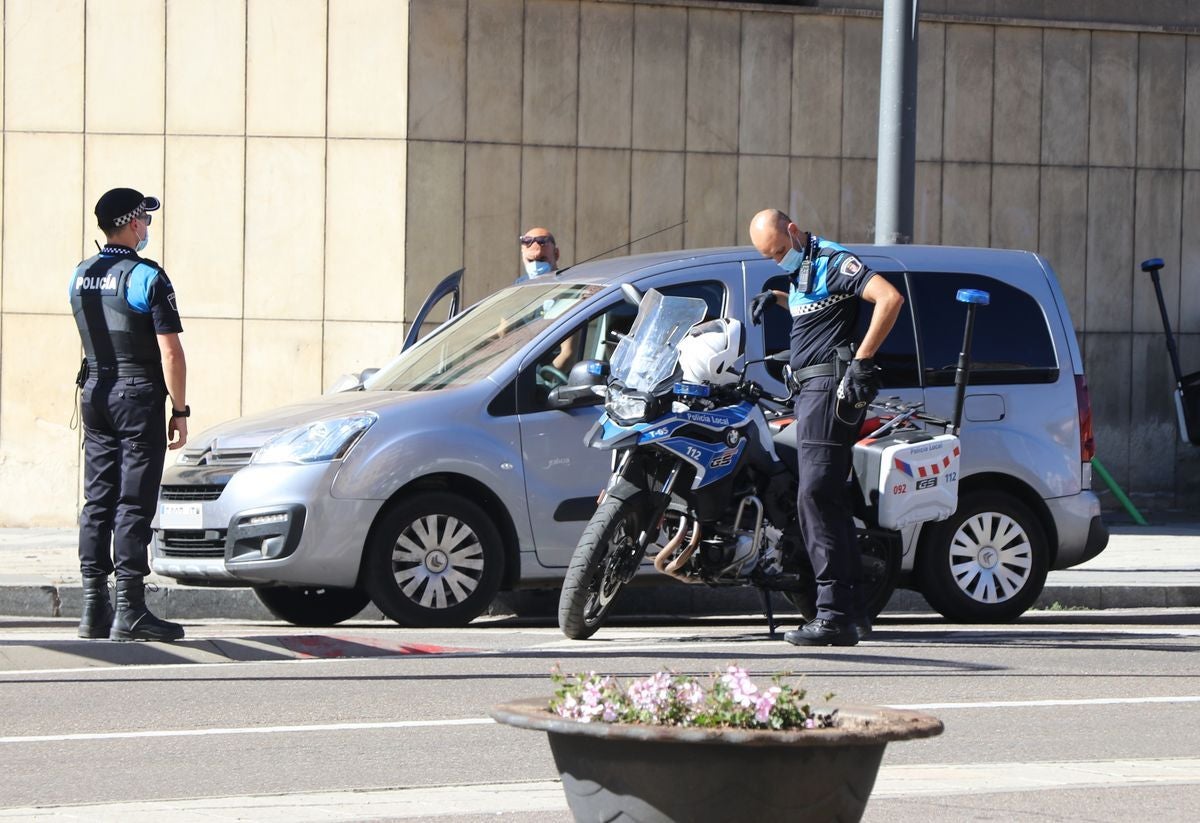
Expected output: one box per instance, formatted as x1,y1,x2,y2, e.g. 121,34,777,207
253,585,370,626
362,492,504,627
917,491,1049,623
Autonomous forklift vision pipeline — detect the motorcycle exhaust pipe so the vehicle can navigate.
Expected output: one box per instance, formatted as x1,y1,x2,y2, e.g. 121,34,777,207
654,517,702,582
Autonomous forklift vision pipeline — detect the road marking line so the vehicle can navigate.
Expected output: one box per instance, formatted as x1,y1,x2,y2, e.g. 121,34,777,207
3,695,1200,745
871,756,1200,798
0,759,1197,819
0,718,495,745
891,695,1200,710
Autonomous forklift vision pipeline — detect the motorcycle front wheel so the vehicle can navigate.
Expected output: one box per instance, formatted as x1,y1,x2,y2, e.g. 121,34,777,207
558,494,644,640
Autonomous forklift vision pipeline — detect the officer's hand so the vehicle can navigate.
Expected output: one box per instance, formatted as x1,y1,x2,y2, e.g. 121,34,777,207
750,290,777,326
168,417,188,450
838,358,882,411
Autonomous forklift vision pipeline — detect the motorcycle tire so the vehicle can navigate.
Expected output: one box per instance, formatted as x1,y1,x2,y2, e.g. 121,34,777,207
558,494,643,640
782,531,900,622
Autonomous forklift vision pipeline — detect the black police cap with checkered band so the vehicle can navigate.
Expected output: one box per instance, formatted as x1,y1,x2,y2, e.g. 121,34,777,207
94,188,160,231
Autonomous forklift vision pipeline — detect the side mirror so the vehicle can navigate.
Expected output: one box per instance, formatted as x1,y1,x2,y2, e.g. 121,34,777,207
325,367,378,394
621,283,642,308
548,384,605,409
548,359,609,409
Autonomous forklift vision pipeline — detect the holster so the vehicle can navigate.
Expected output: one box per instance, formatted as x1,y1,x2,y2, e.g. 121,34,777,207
786,346,854,393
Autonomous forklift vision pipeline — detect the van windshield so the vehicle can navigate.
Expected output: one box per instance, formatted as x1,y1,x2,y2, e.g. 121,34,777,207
364,283,602,392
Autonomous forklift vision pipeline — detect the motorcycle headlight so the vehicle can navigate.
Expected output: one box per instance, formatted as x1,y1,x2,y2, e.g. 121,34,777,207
606,386,648,423
252,412,377,465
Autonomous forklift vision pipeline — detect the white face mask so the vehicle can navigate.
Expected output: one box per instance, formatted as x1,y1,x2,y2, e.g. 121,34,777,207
777,242,806,273
778,231,804,273
524,259,553,278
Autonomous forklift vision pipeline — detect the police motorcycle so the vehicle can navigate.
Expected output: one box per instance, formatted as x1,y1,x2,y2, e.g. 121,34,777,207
557,285,988,640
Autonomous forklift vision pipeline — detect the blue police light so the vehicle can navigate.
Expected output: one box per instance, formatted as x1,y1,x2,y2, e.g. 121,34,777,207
956,288,990,305
674,381,711,397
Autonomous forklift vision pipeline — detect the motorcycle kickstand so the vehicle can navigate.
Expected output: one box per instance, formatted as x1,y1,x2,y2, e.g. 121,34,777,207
758,588,778,636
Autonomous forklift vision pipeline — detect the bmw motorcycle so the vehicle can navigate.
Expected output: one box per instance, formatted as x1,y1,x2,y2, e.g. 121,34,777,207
557,286,987,640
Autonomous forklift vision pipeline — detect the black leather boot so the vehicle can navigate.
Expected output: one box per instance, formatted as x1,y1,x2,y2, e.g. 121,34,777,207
77,574,114,639
110,577,184,642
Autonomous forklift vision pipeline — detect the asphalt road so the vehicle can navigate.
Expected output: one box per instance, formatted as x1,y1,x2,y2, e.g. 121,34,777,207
1,608,1198,822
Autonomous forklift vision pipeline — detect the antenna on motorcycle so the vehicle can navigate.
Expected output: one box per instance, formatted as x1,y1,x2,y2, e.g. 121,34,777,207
951,289,990,435
557,219,688,275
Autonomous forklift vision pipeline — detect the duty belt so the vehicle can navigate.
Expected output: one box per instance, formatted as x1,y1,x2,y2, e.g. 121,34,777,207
787,362,836,391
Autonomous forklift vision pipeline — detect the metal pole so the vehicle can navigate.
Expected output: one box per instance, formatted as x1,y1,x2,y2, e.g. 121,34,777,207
874,0,919,245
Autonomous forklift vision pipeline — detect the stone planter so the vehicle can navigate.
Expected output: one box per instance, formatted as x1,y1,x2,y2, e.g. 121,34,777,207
491,697,943,823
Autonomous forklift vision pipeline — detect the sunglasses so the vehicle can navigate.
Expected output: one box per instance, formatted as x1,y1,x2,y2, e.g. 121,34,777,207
519,235,553,247
142,214,152,225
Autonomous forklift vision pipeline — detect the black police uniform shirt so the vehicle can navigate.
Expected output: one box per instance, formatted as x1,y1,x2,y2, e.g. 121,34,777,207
69,245,183,381
785,236,876,371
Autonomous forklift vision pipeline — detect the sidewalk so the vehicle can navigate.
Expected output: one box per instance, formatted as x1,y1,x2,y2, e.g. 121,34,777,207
2,518,1199,621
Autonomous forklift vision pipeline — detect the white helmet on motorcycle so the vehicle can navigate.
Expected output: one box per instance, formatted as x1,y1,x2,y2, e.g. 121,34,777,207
678,318,743,385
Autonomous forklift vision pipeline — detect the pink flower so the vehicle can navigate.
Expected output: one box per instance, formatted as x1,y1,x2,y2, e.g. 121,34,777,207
754,687,781,724
722,665,759,708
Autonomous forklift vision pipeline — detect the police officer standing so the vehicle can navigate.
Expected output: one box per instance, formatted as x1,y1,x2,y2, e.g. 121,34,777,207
748,209,904,647
70,188,188,642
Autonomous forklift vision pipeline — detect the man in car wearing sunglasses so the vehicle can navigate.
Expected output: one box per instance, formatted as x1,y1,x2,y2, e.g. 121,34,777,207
516,227,560,283
69,188,188,643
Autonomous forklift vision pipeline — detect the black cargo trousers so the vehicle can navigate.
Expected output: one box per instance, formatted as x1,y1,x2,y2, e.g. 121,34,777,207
79,374,167,580
792,374,862,624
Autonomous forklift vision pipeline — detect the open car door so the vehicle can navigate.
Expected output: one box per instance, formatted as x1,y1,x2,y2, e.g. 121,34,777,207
327,269,464,393
401,268,464,353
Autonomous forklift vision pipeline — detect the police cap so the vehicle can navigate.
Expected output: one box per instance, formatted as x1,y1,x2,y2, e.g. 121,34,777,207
95,188,161,232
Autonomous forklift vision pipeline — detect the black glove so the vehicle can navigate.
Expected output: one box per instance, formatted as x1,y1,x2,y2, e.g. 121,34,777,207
837,357,882,412
750,290,776,326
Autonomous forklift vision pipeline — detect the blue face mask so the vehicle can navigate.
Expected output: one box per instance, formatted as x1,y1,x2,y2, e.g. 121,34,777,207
778,244,803,273
135,226,150,253
524,259,553,278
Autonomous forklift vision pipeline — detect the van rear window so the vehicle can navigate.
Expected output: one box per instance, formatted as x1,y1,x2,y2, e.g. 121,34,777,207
909,273,1059,386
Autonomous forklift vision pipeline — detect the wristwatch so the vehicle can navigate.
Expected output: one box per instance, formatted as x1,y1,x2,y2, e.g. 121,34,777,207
171,405,190,418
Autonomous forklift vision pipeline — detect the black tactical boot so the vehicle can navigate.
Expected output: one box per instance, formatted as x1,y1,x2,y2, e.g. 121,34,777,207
77,574,114,639
110,577,184,642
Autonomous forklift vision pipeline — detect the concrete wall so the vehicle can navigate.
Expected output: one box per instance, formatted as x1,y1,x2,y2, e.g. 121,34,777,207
0,0,1196,526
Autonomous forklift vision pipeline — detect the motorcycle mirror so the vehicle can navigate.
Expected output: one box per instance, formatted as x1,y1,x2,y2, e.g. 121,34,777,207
621,283,642,308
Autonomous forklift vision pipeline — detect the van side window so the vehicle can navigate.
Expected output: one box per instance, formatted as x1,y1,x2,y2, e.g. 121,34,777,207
909,273,1058,386
515,281,727,413
761,271,918,388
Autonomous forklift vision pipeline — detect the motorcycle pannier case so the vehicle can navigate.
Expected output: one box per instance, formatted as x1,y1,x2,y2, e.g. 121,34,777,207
853,432,961,530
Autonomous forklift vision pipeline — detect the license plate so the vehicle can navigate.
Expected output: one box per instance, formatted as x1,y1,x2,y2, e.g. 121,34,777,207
159,502,203,529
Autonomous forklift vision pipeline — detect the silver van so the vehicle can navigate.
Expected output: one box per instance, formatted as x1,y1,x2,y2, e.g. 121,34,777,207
152,245,1107,626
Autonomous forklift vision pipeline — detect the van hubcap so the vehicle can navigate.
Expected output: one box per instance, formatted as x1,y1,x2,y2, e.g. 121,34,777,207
392,514,485,610
948,512,1033,604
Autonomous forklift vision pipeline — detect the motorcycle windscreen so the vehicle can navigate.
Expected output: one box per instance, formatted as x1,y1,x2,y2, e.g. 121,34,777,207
607,289,708,392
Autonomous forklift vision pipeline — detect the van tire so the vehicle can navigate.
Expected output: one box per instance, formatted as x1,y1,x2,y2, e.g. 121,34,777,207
253,585,370,626
917,491,1049,622
363,493,504,627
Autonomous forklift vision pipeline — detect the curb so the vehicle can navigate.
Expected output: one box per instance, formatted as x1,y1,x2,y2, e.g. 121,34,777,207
3,581,1199,623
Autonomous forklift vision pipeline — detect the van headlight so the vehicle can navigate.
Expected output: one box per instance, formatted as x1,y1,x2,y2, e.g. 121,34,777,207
252,412,377,465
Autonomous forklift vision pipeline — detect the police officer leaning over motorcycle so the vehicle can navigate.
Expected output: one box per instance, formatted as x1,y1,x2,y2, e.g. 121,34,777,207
69,187,189,642
748,209,904,647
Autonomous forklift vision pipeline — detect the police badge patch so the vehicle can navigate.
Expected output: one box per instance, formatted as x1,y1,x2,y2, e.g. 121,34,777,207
839,256,864,277
167,292,178,312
